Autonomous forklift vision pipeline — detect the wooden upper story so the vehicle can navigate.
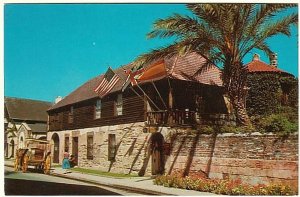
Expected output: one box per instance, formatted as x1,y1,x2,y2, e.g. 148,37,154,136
48,52,228,131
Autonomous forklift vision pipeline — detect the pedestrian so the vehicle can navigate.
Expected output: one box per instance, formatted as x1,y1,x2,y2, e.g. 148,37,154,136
62,152,70,173
69,154,77,168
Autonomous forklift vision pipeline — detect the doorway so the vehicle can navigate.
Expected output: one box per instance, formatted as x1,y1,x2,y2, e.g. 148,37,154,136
10,139,15,158
52,133,60,163
72,137,78,165
151,133,164,175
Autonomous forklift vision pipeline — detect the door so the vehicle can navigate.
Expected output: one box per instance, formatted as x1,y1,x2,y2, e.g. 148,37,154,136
152,145,161,175
72,137,78,165
151,133,164,175
52,133,60,163
10,139,15,158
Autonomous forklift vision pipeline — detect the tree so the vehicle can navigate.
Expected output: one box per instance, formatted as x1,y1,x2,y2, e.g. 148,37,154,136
133,4,297,125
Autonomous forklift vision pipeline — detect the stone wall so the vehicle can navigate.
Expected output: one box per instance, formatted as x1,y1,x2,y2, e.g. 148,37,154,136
165,131,298,189
47,125,298,189
48,122,153,175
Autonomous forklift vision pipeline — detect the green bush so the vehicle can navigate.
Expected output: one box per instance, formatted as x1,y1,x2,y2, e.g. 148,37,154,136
153,175,297,195
256,114,298,136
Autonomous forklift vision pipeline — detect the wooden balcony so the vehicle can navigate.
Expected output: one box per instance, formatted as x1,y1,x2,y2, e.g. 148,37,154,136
146,110,196,126
146,111,236,127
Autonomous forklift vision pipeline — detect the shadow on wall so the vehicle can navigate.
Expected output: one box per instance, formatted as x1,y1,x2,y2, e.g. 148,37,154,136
167,130,187,175
205,133,217,177
138,139,151,176
108,128,131,172
183,131,201,177
107,121,145,173
128,136,149,174
124,138,137,156
167,130,218,178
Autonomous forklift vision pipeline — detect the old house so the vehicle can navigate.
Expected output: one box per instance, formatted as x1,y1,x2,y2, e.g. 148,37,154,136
47,52,297,188
47,52,230,173
4,97,52,158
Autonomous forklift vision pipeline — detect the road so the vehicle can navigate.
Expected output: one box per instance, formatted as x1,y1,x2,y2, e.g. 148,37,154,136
4,166,142,195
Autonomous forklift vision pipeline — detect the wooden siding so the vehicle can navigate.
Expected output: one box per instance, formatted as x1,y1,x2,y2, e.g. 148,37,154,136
49,91,145,131
48,79,227,131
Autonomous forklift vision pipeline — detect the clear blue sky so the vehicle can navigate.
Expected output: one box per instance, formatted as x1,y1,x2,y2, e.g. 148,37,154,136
4,4,298,102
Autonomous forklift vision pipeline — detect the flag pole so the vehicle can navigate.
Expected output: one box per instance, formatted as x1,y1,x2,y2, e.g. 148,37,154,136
151,80,167,110
130,86,144,100
136,83,161,111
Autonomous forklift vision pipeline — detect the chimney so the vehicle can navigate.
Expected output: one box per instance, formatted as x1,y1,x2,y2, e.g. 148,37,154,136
55,96,63,104
252,53,260,61
270,53,278,67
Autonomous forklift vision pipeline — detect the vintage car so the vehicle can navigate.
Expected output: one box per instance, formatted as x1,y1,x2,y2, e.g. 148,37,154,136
14,139,52,174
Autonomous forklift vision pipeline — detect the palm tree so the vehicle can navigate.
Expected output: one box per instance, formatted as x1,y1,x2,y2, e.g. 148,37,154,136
134,4,298,125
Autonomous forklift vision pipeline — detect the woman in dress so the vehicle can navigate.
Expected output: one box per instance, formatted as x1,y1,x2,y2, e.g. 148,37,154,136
62,152,70,173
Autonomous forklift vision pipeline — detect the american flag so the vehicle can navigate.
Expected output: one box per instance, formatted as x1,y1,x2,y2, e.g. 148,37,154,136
94,67,120,98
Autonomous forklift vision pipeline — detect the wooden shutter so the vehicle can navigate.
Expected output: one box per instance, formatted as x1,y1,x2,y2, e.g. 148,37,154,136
108,134,116,161
87,134,93,160
65,136,69,152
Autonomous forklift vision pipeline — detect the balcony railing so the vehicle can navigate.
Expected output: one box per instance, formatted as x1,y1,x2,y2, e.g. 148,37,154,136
146,110,196,126
146,111,236,127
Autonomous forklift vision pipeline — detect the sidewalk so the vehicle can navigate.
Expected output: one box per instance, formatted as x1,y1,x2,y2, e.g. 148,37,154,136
5,159,215,196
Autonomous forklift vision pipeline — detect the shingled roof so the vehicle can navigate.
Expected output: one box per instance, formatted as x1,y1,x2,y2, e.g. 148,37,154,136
5,97,52,122
49,52,222,111
21,122,48,133
244,55,292,76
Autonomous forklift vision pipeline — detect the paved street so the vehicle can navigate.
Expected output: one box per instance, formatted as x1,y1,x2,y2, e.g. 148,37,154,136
4,166,143,195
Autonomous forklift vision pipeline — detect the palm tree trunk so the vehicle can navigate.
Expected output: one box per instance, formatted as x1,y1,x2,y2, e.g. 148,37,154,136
224,60,252,126
233,98,251,125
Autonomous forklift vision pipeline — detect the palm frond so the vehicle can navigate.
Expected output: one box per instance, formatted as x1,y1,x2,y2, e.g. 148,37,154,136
258,13,298,37
147,14,201,39
254,42,274,61
245,4,297,38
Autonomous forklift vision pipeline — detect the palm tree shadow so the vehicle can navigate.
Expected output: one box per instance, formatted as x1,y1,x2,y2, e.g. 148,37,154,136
138,137,151,176
167,131,188,175
108,122,139,172
128,136,149,174
124,138,137,156
183,131,201,177
205,132,217,177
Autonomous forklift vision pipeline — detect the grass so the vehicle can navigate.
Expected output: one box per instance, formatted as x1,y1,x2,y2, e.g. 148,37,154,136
70,168,139,178
51,164,62,168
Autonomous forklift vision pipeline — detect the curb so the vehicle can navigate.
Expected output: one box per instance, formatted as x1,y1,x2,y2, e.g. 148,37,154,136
50,172,172,196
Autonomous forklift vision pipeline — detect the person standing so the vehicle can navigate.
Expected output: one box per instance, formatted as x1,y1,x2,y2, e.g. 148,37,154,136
69,154,77,168
62,152,70,173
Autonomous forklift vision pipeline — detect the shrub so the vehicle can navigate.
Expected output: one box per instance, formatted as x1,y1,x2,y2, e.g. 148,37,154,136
153,175,297,195
257,114,298,136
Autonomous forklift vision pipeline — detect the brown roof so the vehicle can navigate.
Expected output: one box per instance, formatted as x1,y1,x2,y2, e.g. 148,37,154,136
167,52,222,86
5,97,52,122
27,123,48,133
49,52,222,111
244,59,291,75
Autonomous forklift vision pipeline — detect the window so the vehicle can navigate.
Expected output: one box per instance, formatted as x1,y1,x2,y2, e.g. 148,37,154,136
87,134,93,160
68,106,74,123
95,99,101,119
65,136,69,152
115,94,123,116
108,134,116,161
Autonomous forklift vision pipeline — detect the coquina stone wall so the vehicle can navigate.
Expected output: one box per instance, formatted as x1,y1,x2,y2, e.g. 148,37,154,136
48,125,298,188
48,122,153,175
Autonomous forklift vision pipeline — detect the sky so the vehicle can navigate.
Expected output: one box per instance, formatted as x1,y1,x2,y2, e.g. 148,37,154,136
4,3,299,102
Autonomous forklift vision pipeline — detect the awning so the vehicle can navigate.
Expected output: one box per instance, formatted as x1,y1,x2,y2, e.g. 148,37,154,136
137,60,168,82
